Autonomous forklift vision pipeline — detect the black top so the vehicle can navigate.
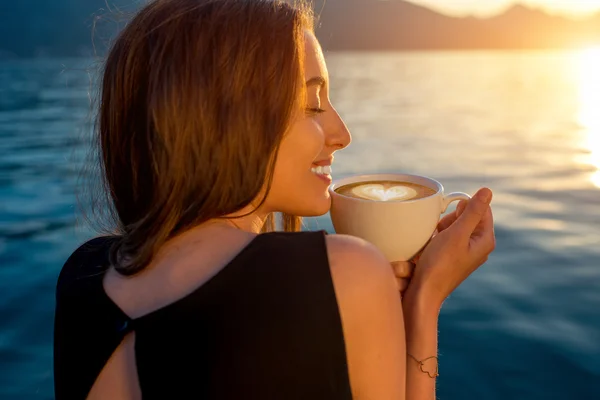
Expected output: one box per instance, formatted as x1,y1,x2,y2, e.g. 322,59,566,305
54,231,353,400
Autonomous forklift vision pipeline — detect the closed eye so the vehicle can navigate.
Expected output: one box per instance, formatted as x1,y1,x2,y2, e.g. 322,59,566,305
306,107,326,115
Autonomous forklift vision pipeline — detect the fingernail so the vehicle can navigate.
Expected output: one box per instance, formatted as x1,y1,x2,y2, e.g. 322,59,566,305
479,189,492,204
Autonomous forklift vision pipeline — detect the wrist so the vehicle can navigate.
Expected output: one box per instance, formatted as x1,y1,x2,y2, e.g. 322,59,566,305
402,283,440,362
402,280,442,318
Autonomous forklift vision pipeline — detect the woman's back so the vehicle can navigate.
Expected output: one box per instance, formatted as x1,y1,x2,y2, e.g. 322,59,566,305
54,230,354,399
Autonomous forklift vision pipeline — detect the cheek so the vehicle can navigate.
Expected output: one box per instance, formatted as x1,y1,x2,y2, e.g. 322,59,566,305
267,120,328,209
281,119,324,165
302,118,325,154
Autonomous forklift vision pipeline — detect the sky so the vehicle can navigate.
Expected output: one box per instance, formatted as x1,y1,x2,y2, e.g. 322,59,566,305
409,0,600,18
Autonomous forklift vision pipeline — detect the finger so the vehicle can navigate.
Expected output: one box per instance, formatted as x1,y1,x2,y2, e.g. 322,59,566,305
437,211,459,233
396,278,410,293
472,204,496,254
453,188,493,235
474,202,494,235
470,200,494,238
437,199,468,233
391,261,415,279
456,199,467,217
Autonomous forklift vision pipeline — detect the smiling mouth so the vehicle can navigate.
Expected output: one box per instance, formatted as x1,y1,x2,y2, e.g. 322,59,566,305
311,165,332,176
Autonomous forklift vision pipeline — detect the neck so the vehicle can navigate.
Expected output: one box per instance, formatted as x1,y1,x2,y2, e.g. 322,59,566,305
222,205,269,234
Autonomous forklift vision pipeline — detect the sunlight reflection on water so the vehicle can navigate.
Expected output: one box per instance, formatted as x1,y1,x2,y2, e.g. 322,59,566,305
575,46,600,187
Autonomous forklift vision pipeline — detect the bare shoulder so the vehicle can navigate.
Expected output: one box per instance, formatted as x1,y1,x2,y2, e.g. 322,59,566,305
324,234,406,398
324,234,399,321
325,234,396,288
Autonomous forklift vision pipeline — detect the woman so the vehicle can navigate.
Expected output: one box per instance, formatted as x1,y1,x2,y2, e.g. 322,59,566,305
54,0,496,399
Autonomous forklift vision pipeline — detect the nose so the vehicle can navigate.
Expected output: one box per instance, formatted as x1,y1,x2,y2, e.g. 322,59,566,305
325,106,352,151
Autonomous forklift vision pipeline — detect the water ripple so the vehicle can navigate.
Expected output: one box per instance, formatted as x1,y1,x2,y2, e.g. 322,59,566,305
2,53,600,398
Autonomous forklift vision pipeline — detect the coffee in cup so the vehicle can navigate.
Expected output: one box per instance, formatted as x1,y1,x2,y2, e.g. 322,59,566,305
335,180,436,202
329,173,471,262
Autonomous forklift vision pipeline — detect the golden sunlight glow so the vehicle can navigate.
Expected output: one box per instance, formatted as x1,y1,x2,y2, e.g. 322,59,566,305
576,46,600,187
523,0,600,16
411,0,600,18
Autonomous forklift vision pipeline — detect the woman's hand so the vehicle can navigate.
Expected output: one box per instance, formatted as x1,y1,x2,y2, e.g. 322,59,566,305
390,208,458,295
406,187,496,308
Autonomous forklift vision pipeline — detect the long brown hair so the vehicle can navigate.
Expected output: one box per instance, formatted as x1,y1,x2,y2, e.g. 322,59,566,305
82,0,314,275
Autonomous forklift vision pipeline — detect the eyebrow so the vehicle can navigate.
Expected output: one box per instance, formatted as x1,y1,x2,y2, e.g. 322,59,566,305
306,76,326,87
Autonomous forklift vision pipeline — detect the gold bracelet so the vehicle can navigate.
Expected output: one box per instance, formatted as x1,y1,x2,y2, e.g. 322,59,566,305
407,353,439,378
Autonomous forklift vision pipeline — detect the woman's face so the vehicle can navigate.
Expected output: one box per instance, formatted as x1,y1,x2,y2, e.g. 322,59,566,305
265,32,351,217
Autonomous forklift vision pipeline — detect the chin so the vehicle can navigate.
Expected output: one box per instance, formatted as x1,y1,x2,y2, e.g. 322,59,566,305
273,185,332,217
297,193,331,217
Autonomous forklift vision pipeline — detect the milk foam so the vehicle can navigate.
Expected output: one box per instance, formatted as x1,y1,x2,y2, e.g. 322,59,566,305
351,183,419,201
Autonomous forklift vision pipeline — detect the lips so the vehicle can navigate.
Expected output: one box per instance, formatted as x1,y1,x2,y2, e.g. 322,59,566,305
312,157,334,167
311,156,333,182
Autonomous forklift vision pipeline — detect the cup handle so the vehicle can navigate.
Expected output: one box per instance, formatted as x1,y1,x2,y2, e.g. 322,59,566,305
442,192,471,213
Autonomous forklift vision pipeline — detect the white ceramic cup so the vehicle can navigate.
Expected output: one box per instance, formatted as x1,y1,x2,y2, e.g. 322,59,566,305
328,173,471,262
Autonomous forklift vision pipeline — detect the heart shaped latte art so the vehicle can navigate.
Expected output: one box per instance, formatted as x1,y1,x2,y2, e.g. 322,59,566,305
351,184,419,201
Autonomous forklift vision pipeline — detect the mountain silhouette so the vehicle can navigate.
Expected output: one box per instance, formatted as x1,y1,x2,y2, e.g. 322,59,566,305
1,0,599,58
314,0,600,50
